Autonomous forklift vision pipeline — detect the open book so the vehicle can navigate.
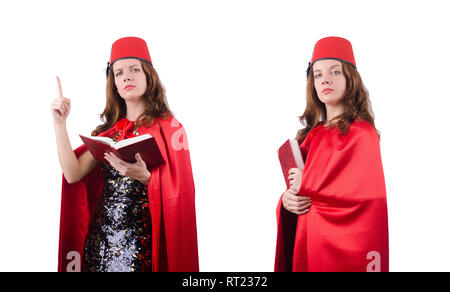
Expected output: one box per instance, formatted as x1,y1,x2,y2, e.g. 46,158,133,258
277,139,305,188
80,134,165,170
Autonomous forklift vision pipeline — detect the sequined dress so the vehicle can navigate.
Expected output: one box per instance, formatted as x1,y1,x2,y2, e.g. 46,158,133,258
82,137,152,272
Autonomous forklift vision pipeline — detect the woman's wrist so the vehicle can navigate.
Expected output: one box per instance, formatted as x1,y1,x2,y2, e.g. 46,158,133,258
140,170,151,185
54,119,67,129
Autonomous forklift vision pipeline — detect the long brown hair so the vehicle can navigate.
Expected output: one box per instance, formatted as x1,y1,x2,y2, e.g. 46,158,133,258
92,60,172,136
296,61,379,144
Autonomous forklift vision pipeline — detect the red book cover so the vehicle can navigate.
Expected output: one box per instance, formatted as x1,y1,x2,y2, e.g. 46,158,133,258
79,134,165,170
277,139,305,188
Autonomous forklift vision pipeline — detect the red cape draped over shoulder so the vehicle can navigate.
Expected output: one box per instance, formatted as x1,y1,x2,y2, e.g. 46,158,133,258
58,116,199,272
275,120,389,272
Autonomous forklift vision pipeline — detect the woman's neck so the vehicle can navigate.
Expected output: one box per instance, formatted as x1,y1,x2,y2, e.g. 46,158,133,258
324,103,344,126
125,99,146,122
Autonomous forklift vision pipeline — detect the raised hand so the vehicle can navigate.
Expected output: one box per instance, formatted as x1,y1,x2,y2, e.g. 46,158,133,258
51,76,71,124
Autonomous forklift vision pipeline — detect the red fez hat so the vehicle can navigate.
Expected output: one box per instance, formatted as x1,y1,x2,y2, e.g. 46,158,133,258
306,36,356,77
106,37,152,78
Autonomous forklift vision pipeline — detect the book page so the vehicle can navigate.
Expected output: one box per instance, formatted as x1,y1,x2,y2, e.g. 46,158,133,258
289,139,305,170
85,136,114,146
114,134,152,149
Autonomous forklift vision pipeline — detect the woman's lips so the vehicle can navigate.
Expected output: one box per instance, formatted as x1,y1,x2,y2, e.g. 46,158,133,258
322,88,334,94
124,85,135,90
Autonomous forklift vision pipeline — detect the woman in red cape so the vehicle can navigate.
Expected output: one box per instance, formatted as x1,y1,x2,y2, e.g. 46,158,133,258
51,37,199,272
275,37,389,272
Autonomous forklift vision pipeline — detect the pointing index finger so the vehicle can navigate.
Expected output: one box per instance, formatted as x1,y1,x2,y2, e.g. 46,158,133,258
56,76,63,98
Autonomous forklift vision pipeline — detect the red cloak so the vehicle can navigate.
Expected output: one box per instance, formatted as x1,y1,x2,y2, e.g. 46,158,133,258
58,116,199,272
275,120,389,272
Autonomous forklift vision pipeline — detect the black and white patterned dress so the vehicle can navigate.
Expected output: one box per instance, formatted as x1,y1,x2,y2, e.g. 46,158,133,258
82,129,152,272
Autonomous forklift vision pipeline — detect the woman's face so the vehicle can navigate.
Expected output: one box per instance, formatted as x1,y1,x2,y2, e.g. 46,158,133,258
112,58,147,101
312,59,346,106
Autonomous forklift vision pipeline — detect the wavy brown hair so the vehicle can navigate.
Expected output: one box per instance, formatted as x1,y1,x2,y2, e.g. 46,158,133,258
296,61,379,144
91,60,172,136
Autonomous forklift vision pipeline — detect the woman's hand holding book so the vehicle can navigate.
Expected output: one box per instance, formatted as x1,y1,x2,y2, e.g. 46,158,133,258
288,168,303,194
282,168,311,215
104,152,151,185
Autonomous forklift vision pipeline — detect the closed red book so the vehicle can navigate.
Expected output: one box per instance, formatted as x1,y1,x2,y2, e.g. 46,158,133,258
277,139,305,188
79,134,165,170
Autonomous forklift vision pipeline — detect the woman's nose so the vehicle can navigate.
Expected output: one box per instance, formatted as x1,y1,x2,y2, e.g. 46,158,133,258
123,72,132,82
322,73,331,85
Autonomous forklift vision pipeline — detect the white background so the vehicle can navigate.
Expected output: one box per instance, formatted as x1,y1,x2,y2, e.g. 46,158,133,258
0,0,449,272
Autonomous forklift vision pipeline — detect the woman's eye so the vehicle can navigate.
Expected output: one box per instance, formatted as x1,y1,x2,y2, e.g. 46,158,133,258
134,68,140,72
115,72,122,77
333,71,341,75
314,74,321,79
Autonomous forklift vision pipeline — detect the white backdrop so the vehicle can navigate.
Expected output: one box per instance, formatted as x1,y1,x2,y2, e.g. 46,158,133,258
0,0,449,272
